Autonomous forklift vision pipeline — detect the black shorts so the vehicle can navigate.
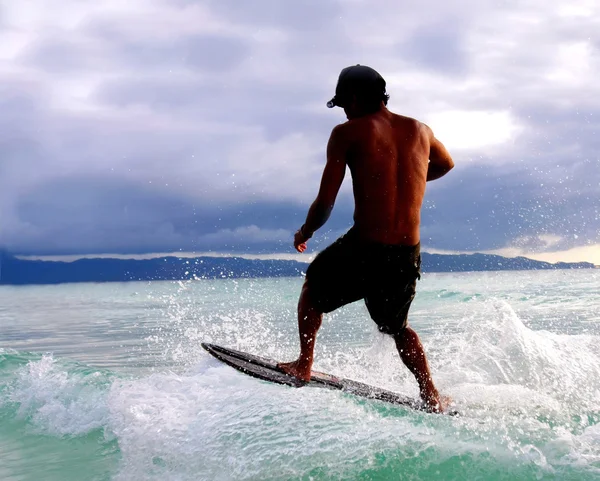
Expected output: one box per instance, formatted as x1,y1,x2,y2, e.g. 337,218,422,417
305,228,421,336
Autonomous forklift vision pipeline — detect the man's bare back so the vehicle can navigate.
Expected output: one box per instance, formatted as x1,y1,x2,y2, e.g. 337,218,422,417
335,108,453,246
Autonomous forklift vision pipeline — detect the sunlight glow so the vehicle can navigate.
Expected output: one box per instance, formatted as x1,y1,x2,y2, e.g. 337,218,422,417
427,110,521,152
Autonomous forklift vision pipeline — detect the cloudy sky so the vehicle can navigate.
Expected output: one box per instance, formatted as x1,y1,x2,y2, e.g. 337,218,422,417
1,0,599,264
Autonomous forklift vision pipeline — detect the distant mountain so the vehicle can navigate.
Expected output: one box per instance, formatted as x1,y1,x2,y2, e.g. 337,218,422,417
0,250,595,285
423,252,595,272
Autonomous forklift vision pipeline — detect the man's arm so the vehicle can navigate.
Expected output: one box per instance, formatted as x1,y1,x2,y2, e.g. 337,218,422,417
424,124,454,182
295,125,347,250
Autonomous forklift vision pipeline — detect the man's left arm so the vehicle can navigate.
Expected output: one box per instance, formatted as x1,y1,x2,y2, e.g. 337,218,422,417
294,125,347,252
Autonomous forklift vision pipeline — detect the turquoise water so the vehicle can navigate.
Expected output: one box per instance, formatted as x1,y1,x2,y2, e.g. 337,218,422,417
1,270,599,480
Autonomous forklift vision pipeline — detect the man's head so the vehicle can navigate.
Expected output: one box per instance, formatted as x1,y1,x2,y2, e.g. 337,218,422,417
327,65,389,118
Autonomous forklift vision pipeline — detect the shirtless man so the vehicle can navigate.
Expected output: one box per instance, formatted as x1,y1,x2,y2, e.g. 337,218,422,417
279,65,454,412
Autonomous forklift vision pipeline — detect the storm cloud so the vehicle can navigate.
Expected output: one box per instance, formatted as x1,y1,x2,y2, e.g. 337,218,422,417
0,0,599,261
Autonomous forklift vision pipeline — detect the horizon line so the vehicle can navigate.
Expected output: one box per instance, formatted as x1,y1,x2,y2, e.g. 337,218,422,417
10,250,598,267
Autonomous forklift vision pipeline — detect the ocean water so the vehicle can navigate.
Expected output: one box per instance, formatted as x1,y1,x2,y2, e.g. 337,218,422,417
1,270,599,481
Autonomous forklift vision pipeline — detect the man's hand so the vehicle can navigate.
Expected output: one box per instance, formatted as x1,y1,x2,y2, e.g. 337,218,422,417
294,227,311,253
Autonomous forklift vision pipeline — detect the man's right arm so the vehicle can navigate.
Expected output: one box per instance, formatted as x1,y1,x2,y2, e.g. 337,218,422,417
424,124,454,182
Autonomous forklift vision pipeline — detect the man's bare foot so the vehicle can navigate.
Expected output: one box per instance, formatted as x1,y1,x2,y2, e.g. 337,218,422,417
421,390,452,413
277,359,312,382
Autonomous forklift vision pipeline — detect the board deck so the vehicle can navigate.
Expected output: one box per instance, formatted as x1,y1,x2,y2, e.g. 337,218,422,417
201,343,458,415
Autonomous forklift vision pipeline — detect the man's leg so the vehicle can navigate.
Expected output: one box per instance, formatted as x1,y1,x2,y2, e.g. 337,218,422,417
393,326,447,412
278,281,323,382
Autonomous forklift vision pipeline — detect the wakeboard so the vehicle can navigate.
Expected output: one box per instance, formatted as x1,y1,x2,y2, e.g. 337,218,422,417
201,342,458,415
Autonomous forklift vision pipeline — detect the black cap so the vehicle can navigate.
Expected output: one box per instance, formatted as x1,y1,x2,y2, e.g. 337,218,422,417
326,65,386,108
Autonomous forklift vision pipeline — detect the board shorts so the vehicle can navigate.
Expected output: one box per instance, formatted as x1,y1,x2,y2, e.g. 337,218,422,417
305,228,421,336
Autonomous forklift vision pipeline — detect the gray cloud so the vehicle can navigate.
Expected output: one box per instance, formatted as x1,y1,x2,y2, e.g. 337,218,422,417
205,0,341,32
111,34,250,72
5,175,354,255
20,29,250,75
399,22,468,76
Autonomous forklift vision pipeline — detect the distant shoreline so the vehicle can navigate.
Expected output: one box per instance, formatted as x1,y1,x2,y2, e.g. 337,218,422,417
0,251,595,286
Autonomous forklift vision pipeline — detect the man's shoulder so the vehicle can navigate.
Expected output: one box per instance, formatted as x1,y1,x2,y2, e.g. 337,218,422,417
332,111,425,138
388,112,431,140
340,113,381,133
329,120,358,141
388,111,423,128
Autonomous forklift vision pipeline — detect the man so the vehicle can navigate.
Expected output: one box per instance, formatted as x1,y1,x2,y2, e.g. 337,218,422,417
278,65,454,413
